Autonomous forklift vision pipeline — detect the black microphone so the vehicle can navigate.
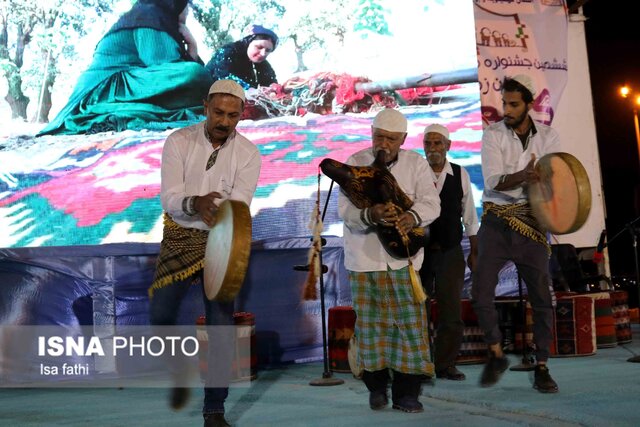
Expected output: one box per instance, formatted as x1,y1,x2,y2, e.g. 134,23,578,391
293,264,329,273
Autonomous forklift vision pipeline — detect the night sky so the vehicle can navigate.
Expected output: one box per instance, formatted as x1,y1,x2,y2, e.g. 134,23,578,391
569,0,640,278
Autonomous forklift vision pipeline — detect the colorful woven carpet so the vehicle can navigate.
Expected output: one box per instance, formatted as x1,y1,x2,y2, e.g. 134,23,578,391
0,96,482,248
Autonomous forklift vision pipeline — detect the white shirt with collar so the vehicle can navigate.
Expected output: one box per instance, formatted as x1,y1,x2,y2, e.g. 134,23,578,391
430,159,479,237
481,119,560,205
160,121,261,230
339,148,441,272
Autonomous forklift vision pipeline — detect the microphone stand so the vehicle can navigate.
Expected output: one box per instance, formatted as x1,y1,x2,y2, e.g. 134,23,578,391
510,271,536,371
304,179,344,386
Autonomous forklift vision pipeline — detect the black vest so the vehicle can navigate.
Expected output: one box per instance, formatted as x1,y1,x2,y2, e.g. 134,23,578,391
427,163,463,250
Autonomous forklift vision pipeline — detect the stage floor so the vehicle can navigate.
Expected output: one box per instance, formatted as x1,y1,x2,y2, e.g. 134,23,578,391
1,325,639,426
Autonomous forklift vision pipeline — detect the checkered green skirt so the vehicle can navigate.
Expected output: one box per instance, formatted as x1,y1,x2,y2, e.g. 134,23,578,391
349,268,434,375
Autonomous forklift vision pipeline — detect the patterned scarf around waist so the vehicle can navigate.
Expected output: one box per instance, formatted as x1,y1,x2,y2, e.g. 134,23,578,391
482,202,550,254
149,213,209,297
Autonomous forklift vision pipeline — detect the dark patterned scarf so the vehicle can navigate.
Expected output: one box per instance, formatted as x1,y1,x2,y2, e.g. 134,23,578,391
149,213,208,297
482,201,550,255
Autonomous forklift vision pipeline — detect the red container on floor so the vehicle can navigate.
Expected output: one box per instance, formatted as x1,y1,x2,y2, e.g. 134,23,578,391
584,292,617,348
610,290,632,344
551,295,596,357
328,306,356,373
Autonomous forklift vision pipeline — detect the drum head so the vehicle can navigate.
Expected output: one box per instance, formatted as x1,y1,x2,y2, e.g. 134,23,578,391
529,152,591,234
203,200,252,302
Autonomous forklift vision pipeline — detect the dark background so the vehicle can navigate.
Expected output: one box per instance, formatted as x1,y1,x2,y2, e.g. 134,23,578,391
568,0,640,279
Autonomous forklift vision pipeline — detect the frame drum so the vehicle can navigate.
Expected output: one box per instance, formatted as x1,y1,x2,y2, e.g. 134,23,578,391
203,199,252,302
529,152,591,234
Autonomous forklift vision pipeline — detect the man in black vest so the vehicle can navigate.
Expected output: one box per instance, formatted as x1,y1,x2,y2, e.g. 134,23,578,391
420,124,479,381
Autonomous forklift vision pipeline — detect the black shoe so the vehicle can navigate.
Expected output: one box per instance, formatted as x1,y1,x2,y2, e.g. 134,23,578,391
533,365,559,393
204,413,230,427
392,396,424,413
369,391,388,410
436,366,466,381
169,387,190,411
480,352,509,387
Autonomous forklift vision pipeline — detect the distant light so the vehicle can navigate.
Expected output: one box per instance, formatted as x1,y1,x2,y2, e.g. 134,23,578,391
635,95,640,106
621,86,631,98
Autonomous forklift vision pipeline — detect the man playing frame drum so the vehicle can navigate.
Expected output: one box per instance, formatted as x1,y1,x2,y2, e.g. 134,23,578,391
472,74,564,394
149,79,261,427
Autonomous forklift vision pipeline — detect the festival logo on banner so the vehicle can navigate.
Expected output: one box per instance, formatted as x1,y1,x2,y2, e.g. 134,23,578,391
474,0,568,127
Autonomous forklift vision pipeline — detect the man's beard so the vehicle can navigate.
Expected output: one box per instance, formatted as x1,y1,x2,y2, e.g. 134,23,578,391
505,109,527,129
427,152,444,167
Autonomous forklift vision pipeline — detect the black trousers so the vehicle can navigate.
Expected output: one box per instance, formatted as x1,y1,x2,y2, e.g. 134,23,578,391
471,213,554,362
420,244,466,371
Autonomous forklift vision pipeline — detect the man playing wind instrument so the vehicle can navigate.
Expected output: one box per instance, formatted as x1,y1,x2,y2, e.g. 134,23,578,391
338,108,440,413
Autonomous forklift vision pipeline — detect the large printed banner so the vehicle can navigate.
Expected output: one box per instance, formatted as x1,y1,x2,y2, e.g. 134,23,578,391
474,0,568,126
1,2,575,249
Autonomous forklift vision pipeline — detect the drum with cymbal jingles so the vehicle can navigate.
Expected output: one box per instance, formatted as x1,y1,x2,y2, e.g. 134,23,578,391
203,199,252,302
528,152,592,234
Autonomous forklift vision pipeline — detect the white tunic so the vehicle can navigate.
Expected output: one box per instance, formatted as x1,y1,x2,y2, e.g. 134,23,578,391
160,121,261,230
339,148,441,272
481,119,561,205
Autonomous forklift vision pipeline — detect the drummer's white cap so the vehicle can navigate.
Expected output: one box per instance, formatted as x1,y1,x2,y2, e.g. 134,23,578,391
510,74,537,97
208,79,246,103
372,108,407,133
423,124,450,140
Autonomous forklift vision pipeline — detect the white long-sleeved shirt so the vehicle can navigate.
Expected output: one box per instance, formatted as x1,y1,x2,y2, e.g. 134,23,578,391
339,148,441,272
160,121,261,230
481,119,561,205
430,160,479,237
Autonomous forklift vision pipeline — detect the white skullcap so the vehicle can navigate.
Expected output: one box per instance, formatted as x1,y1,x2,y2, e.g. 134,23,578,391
372,108,407,133
208,79,246,103
510,74,537,97
423,124,450,140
